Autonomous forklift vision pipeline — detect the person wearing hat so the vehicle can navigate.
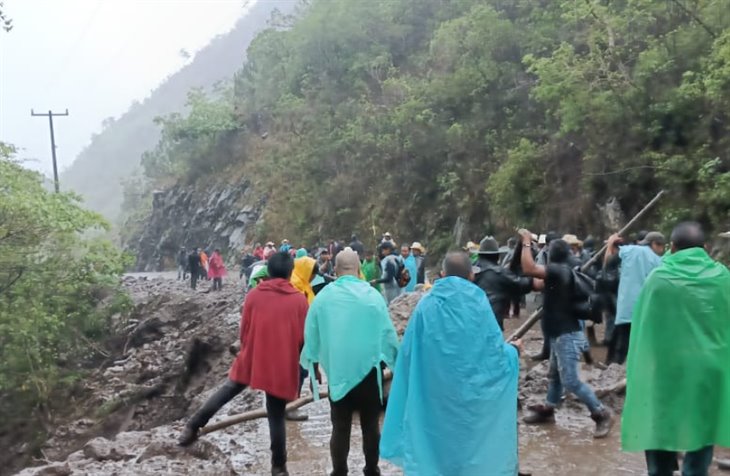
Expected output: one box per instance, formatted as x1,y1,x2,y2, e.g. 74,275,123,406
563,234,591,268
381,232,396,247
474,236,539,330
464,241,480,264
603,231,665,364
410,242,427,285
371,241,404,304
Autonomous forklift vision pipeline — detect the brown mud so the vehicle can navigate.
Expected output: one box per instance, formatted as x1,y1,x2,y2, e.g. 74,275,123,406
11,278,729,475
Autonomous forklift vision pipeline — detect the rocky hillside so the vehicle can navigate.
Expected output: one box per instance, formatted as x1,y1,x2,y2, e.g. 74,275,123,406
131,179,264,271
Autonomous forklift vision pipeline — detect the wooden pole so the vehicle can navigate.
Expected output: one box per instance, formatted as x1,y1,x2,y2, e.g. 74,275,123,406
508,190,665,342
200,370,393,435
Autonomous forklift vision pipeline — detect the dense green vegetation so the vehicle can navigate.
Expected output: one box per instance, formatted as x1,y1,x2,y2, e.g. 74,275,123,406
137,0,730,249
0,143,131,429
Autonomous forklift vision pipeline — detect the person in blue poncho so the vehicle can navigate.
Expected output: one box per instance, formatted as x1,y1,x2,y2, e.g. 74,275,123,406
402,244,419,292
381,251,522,476
300,247,399,476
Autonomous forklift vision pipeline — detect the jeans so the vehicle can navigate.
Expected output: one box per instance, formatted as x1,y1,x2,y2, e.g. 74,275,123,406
645,446,714,476
188,380,288,468
546,331,603,414
329,369,382,476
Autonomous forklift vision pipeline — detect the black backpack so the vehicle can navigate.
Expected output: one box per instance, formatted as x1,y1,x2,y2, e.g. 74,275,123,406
394,257,410,288
571,269,602,322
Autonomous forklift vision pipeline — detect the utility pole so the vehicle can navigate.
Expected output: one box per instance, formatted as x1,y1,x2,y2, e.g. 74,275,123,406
31,109,69,193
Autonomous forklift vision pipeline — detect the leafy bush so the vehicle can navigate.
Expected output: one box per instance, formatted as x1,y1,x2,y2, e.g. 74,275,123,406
0,144,132,423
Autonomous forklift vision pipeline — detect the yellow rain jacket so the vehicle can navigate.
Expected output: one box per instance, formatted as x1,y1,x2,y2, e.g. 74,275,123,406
291,257,317,304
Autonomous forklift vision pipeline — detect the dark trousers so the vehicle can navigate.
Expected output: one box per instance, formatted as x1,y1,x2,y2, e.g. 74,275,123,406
607,323,631,364
190,272,198,290
188,380,288,468
329,369,382,476
212,277,222,290
539,314,551,357
645,446,714,476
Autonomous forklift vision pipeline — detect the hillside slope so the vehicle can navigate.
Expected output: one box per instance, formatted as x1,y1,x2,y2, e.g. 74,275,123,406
61,0,296,221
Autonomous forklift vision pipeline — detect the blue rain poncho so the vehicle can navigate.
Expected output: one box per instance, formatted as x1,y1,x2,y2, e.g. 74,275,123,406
404,254,418,292
300,275,399,402
380,276,520,476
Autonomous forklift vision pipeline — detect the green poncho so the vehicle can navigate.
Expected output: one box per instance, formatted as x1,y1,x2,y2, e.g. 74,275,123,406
361,258,381,292
622,248,730,452
300,275,399,402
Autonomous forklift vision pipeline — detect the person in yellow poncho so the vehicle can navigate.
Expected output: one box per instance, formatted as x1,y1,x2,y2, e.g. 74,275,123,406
291,256,317,304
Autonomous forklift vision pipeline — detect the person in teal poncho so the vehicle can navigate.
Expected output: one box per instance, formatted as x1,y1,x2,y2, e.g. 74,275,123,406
402,244,418,292
300,248,399,476
622,222,730,476
381,251,521,476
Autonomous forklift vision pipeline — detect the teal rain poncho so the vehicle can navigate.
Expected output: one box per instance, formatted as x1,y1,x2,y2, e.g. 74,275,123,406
404,254,418,292
300,275,399,402
380,276,520,476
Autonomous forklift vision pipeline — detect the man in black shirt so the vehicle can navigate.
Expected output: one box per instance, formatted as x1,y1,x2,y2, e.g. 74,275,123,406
517,229,614,438
474,236,536,330
188,248,202,290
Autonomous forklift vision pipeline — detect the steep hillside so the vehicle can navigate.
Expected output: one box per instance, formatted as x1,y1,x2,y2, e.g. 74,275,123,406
61,0,297,221
127,0,730,266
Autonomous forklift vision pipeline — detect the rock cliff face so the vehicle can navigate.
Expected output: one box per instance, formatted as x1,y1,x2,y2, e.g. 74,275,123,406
130,180,264,271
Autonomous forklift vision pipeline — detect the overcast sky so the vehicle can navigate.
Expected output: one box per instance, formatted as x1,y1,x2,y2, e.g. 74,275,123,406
0,0,249,176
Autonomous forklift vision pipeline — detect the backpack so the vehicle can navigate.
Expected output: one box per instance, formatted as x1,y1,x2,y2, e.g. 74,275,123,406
394,257,411,288
571,269,602,323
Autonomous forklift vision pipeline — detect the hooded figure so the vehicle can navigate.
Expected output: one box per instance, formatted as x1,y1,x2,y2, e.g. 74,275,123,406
381,257,520,475
291,256,317,304
300,248,399,476
622,243,730,470
295,248,308,259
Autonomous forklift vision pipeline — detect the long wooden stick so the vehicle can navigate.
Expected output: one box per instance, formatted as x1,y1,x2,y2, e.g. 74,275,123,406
508,190,665,342
201,370,394,435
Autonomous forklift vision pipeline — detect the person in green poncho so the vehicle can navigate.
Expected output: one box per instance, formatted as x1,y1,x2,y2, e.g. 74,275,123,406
622,222,730,476
360,248,381,292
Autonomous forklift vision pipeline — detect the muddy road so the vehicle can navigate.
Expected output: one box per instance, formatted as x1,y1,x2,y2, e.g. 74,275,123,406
13,274,729,475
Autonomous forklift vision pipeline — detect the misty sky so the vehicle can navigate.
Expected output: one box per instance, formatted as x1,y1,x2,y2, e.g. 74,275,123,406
0,0,249,176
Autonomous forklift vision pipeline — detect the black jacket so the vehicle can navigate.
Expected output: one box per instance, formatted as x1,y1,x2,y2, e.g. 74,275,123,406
188,252,201,273
349,240,365,259
475,258,533,327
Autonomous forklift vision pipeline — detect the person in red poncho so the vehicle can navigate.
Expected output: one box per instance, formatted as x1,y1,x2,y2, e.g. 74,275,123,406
178,252,308,476
207,249,227,291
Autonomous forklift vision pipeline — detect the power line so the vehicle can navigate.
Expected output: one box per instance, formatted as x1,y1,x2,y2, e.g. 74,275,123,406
30,109,69,193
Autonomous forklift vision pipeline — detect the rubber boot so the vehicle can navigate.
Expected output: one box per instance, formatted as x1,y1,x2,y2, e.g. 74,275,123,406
271,466,289,476
591,407,614,439
177,425,199,447
523,404,556,424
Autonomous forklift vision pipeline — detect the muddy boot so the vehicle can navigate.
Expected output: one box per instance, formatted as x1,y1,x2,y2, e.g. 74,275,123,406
718,458,730,471
285,409,309,421
177,425,199,447
591,408,614,439
523,404,555,424
229,342,240,356
363,467,381,476
271,466,289,476
530,352,549,362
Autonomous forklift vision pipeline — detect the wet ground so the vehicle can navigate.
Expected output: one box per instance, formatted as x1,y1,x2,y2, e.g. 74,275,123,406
14,274,727,476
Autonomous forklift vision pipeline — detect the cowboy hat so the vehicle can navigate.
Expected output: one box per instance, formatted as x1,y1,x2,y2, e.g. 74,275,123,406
463,241,479,252
410,242,426,253
562,234,583,247
477,236,503,255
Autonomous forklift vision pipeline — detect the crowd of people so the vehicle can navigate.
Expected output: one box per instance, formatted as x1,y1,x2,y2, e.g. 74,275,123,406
177,246,227,291
174,222,729,476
